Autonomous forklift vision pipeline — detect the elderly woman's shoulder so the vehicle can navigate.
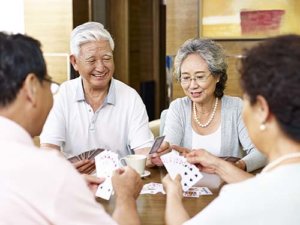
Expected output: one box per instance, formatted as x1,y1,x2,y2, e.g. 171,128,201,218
169,96,191,108
222,95,243,108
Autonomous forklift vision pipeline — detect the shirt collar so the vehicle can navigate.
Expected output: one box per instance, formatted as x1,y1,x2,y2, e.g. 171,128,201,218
75,77,116,105
0,116,34,146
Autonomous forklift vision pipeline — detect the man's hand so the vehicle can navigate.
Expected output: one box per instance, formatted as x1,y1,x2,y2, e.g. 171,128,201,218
82,174,105,195
112,167,142,225
148,141,171,166
162,174,182,199
73,159,95,174
112,166,143,199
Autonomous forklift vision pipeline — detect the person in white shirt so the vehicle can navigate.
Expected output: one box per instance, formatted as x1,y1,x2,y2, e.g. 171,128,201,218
163,35,300,225
40,22,164,173
0,32,142,225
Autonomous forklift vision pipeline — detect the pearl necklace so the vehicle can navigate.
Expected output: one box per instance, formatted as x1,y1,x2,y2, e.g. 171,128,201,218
193,98,218,128
262,152,300,173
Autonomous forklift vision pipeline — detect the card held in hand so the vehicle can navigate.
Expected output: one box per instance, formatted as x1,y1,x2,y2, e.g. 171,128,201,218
149,135,165,154
95,150,120,200
161,151,203,192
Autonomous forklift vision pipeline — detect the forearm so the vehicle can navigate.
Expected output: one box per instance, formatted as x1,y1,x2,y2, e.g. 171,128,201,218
242,149,267,172
215,159,254,183
113,196,140,225
165,195,190,225
40,143,61,151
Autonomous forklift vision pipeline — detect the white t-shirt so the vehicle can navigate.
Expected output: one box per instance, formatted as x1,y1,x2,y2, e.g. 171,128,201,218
40,77,154,158
0,116,117,225
192,125,221,156
184,164,300,225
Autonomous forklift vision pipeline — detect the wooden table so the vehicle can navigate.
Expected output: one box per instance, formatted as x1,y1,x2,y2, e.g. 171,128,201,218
97,167,223,225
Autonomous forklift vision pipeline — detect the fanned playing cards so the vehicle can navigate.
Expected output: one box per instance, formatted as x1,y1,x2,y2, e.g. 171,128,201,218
161,151,203,192
67,148,104,163
95,150,120,200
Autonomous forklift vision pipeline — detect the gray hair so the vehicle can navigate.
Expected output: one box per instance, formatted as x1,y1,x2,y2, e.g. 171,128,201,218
174,38,228,97
70,22,114,56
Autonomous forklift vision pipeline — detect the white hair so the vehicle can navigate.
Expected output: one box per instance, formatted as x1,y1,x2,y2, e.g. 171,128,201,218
70,22,115,56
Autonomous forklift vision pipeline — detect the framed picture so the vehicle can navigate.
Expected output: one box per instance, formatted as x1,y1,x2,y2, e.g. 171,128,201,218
199,0,300,39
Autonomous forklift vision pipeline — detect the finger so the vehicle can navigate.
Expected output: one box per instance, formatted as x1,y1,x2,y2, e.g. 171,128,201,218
113,167,125,176
85,165,96,175
78,160,95,173
73,160,88,168
174,174,182,182
83,174,104,184
162,174,171,185
150,157,164,166
156,141,170,153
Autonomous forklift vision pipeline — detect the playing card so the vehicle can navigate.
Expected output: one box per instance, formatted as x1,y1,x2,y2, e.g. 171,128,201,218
67,155,80,163
141,182,165,195
95,178,113,200
161,151,203,192
88,148,104,160
197,187,213,195
149,135,165,154
183,189,200,198
95,150,120,200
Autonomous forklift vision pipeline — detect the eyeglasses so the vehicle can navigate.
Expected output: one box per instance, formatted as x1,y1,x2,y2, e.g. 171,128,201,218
43,77,60,94
179,73,211,85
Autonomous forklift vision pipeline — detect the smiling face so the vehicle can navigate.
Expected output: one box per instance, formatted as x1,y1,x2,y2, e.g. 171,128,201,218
180,53,219,104
70,40,114,91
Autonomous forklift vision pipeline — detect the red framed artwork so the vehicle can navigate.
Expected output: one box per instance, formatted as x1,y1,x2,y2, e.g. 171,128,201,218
199,0,300,39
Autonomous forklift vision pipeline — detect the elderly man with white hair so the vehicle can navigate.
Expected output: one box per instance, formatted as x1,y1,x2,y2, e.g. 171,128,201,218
40,22,163,173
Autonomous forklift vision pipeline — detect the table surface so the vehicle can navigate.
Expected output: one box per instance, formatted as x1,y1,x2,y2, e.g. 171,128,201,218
97,167,224,225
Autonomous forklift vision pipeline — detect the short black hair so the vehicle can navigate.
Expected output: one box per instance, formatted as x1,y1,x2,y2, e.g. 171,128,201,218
0,32,47,106
240,35,300,142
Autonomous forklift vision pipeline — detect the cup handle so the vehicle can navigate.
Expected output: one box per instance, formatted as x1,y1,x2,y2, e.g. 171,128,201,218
120,158,127,166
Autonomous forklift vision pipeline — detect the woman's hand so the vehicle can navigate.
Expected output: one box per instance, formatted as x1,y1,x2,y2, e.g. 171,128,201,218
186,149,221,174
148,141,171,167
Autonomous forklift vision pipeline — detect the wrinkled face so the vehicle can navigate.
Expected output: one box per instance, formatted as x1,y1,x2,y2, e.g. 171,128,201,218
180,54,219,104
71,40,114,91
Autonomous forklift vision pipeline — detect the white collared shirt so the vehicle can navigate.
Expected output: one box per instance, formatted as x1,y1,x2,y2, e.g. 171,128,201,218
40,77,153,158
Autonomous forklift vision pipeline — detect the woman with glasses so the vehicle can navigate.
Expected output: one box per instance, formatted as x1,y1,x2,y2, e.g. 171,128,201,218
160,38,266,174
163,34,300,225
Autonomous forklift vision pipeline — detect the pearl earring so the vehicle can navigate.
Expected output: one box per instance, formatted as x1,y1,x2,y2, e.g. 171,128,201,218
259,123,266,131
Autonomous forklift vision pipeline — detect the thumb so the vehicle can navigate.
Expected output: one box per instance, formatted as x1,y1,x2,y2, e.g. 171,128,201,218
174,174,182,182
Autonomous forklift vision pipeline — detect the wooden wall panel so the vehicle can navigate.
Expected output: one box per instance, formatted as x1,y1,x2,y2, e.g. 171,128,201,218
106,0,129,84
24,0,72,83
166,0,261,100
220,41,260,97
166,0,198,55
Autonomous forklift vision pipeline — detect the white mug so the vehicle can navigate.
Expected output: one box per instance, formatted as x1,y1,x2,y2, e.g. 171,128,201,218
120,154,147,175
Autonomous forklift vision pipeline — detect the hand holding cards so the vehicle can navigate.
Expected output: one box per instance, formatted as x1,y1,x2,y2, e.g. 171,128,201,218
95,150,120,200
67,148,104,163
161,151,203,192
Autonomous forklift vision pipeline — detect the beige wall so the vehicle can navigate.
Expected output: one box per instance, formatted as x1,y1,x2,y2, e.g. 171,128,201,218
24,0,73,83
